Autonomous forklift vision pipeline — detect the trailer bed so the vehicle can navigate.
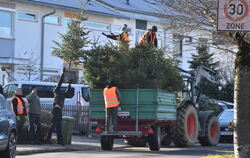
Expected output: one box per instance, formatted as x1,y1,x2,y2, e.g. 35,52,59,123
90,88,177,120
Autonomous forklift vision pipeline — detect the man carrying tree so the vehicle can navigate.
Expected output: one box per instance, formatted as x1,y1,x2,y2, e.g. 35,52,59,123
45,68,73,145
138,26,158,48
102,24,130,49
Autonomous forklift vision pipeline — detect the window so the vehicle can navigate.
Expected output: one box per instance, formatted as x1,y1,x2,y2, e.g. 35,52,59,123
0,96,6,110
0,96,7,110
45,15,61,25
81,87,90,102
136,19,147,30
135,29,144,43
112,25,122,33
18,11,37,21
85,21,110,31
173,34,183,57
3,85,9,96
157,32,163,48
0,11,12,38
4,84,18,98
21,84,75,98
184,36,192,43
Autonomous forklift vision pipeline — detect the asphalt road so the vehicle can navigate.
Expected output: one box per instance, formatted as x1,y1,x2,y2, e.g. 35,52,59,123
17,143,233,158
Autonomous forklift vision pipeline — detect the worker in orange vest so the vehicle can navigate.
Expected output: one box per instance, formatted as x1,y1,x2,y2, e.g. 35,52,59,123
138,26,158,48
11,88,28,143
103,81,121,133
102,24,130,49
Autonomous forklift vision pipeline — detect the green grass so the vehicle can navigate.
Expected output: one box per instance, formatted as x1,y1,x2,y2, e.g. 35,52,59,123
200,154,234,158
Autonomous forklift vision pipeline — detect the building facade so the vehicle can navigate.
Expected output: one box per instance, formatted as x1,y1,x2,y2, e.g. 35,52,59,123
0,0,205,85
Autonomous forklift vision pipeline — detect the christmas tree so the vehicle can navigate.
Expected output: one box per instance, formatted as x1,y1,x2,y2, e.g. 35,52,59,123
52,10,89,68
188,44,219,70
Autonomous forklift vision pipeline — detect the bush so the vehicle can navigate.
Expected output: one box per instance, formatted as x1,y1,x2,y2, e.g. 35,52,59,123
82,45,183,92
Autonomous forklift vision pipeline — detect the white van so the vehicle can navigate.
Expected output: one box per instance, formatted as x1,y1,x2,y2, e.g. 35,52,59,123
3,81,90,107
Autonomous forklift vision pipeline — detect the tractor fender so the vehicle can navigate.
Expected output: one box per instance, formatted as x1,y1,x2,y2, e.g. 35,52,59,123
178,99,194,109
198,111,213,137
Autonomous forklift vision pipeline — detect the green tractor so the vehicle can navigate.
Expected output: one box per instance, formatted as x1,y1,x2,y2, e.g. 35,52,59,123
166,66,220,147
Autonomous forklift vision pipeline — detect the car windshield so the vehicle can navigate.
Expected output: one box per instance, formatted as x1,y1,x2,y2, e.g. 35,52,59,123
219,110,233,121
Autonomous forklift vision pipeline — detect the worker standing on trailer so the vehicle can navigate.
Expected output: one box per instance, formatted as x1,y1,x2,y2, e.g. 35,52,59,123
103,81,121,133
138,26,158,48
102,24,130,49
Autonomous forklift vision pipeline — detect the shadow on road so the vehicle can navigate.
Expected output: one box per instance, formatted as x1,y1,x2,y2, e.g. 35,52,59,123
110,144,234,157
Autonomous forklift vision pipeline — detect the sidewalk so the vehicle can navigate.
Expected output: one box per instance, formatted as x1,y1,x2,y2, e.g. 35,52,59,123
17,134,128,155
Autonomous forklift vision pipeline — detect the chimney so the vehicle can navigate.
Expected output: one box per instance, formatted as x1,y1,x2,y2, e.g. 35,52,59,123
126,0,130,5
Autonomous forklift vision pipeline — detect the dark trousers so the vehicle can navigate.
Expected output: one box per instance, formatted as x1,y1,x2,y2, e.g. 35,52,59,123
29,113,41,143
46,107,62,143
17,115,26,142
105,107,118,132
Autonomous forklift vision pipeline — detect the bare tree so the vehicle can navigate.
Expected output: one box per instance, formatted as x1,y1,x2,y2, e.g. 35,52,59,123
159,0,250,157
23,54,39,81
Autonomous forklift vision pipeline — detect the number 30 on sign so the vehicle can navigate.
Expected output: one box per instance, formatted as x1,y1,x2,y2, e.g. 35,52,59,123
217,0,250,31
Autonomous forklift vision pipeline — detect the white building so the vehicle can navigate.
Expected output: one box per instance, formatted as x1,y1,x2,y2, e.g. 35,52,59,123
0,0,207,85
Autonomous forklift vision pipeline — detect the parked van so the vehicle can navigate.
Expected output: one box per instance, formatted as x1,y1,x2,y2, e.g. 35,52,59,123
3,81,90,107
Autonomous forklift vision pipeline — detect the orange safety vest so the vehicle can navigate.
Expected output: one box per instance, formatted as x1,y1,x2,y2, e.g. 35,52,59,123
118,32,129,49
103,87,120,108
14,96,25,115
138,31,156,45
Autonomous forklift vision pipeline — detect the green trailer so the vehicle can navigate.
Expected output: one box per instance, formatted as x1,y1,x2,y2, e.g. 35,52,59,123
90,88,177,151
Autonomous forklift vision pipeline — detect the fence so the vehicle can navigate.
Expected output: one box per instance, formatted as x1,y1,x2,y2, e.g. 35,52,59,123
41,104,90,135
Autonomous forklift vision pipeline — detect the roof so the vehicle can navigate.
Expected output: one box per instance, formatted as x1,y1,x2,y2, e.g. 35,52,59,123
15,0,127,18
96,0,166,16
6,81,89,87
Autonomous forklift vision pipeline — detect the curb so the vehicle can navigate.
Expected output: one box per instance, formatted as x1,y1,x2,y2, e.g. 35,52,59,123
16,144,131,155
17,147,75,156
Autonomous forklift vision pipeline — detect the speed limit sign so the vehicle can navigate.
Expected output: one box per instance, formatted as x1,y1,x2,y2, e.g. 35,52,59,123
217,0,250,31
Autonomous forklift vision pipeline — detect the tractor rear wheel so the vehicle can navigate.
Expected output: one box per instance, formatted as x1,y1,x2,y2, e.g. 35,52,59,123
198,115,220,146
172,104,199,147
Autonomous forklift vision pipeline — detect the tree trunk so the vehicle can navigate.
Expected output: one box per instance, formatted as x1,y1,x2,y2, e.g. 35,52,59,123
234,35,250,157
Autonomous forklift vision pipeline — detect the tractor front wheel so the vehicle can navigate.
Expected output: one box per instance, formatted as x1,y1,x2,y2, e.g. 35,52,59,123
198,115,220,146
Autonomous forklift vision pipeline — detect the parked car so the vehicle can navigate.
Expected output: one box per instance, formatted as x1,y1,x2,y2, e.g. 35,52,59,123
3,81,90,106
3,81,91,134
218,109,234,143
0,94,17,158
218,101,234,109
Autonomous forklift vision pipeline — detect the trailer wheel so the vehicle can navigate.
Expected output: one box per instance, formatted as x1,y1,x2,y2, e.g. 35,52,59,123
148,126,161,151
173,104,198,147
100,135,113,150
198,115,220,146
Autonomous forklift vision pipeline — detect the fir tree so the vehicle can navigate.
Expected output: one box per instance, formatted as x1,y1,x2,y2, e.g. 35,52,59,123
52,10,89,68
188,44,219,70
82,44,184,92
188,44,221,105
